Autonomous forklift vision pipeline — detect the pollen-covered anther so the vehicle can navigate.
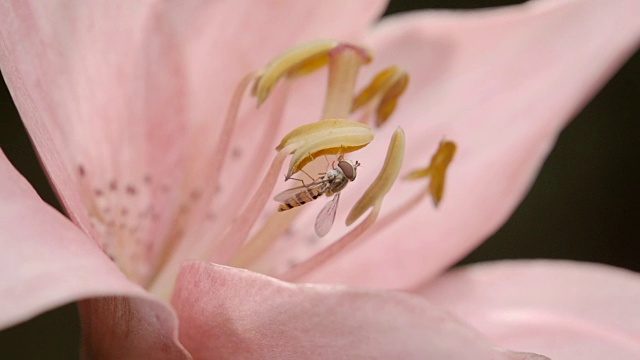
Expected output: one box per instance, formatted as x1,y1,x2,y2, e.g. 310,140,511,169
405,140,457,206
251,39,374,109
251,39,338,106
352,65,409,127
276,118,374,180
346,127,406,225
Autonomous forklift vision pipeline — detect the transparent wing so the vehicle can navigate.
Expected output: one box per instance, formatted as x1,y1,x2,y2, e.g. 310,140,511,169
273,180,328,202
314,193,340,237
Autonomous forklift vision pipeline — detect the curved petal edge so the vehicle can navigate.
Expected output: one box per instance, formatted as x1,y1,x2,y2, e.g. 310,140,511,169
420,260,640,360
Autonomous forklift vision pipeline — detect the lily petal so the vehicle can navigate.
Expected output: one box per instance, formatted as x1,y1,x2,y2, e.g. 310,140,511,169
420,260,640,360
78,297,191,359
172,261,548,360
0,150,189,358
303,0,640,287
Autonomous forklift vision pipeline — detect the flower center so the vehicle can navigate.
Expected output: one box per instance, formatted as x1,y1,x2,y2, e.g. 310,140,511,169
95,39,457,299
230,41,456,283
212,41,451,280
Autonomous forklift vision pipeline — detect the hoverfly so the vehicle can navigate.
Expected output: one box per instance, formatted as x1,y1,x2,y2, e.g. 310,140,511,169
274,158,360,237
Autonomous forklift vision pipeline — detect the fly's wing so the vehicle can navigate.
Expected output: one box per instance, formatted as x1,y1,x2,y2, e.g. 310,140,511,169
314,193,340,237
273,180,328,203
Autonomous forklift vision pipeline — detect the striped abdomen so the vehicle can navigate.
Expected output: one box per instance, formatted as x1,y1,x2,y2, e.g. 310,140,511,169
278,187,324,212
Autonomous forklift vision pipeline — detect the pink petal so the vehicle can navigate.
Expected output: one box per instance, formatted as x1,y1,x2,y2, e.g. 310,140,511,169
302,0,640,287
0,150,189,358
420,260,640,360
172,261,548,360
78,297,190,359
0,0,388,284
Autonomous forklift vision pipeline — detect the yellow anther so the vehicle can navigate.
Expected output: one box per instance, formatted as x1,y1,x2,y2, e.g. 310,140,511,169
276,119,374,179
352,66,398,110
288,43,373,79
252,40,339,106
405,140,457,206
346,127,405,225
287,137,368,180
276,118,369,150
286,52,331,78
352,66,409,127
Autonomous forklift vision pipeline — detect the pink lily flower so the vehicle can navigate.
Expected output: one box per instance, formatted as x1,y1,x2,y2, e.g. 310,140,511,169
1,0,639,358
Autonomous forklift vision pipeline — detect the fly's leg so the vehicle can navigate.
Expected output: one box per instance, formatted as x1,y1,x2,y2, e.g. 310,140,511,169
337,146,346,161
306,152,321,180
288,168,319,187
287,152,319,185
330,146,347,169
287,175,308,187
299,168,316,183
323,155,331,172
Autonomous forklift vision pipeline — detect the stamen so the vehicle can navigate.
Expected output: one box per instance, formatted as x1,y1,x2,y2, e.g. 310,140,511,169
230,204,300,269
207,71,260,199
227,41,373,270
232,40,373,265
346,127,406,225
352,66,409,127
278,128,406,281
148,71,257,287
146,72,261,297
229,119,373,268
209,144,297,265
405,140,457,206
277,118,374,179
228,119,373,268
252,39,339,106
213,83,291,234
279,210,376,282
333,140,457,251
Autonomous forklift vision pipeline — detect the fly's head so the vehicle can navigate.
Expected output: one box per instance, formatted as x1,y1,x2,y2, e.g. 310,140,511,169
337,159,360,182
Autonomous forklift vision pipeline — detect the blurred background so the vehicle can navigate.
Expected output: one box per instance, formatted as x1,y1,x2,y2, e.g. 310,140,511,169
0,0,638,358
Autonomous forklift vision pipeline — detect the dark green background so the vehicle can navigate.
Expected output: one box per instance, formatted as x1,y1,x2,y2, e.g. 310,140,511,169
1,1,638,359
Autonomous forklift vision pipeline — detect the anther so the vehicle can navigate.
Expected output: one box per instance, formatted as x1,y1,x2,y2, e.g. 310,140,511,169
352,66,409,127
252,40,339,106
347,127,406,225
277,118,374,180
405,140,457,206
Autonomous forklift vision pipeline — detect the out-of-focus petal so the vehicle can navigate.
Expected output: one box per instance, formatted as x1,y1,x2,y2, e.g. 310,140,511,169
0,150,190,358
78,297,191,359
303,0,640,288
0,0,388,284
172,261,548,360
420,260,640,360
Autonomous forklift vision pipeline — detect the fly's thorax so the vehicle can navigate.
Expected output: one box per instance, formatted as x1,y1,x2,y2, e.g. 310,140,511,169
326,169,349,195
324,168,339,180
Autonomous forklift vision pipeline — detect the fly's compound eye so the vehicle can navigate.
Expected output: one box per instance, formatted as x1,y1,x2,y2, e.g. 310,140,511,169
338,160,357,181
